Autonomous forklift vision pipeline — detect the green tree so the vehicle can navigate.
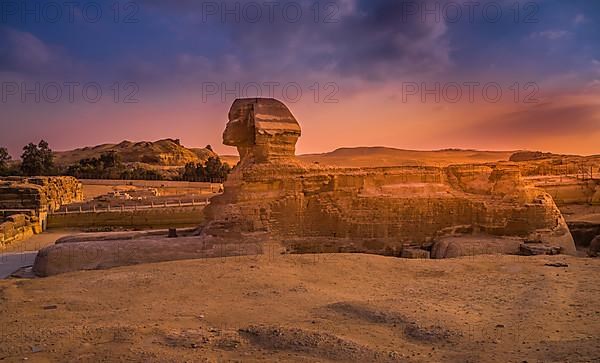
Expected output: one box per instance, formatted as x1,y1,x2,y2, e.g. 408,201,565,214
21,143,43,176
66,151,124,179
196,163,207,181
120,167,164,180
99,151,120,168
182,162,198,181
180,157,230,182
204,156,231,182
38,140,54,171
219,161,232,181
20,140,54,176
0,147,11,171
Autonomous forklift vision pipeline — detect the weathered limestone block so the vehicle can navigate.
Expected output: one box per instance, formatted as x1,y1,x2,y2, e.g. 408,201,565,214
33,234,264,276
0,214,36,245
401,248,430,259
1,176,83,245
431,236,523,259
446,165,493,194
6,214,28,228
0,176,82,213
519,243,562,256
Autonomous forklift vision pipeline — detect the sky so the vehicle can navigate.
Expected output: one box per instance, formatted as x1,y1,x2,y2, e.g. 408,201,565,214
1,0,599,157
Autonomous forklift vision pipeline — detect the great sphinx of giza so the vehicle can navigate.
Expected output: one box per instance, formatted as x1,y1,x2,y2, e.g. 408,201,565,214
33,98,575,276
202,98,576,257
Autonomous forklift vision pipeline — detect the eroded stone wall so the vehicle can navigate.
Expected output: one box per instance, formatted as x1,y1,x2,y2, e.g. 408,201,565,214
0,176,83,245
0,176,82,213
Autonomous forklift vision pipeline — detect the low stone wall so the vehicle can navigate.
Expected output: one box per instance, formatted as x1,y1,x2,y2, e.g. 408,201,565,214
0,176,83,245
0,176,83,213
47,206,205,229
0,213,37,245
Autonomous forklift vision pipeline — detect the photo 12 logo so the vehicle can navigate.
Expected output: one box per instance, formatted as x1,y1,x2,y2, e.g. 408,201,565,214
201,81,340,103
1,82,140,103
399,1,540,24
0,1,140,24
198,1,341,24
401,82,540,104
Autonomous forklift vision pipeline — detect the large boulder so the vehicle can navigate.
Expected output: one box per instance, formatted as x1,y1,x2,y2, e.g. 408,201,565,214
33,234,264,276
431,236,522,259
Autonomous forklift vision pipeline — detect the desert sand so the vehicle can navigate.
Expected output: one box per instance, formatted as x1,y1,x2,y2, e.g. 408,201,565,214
1,252,598,362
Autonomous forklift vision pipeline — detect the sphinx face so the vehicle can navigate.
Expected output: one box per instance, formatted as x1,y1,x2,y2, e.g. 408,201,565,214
223,100,255,147
222,98,301,162
222,117,251,147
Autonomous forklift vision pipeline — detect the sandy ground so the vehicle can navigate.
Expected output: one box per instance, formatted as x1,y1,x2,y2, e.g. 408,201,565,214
0,252,598,362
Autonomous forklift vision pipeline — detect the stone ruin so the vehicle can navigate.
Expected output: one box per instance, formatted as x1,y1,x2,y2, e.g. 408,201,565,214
202,98,575,257
33,98,576,276
0,176,83,245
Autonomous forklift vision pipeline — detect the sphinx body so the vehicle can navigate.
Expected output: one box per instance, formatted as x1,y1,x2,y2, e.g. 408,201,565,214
203,98,576,256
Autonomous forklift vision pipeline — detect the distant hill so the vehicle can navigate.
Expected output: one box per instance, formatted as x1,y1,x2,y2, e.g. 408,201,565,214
215,147,516,167
220,147,599,179
54,139,217,167
509,151,561,162
297,147,516,167
217,155,242,166
189,148,221,163
54,142,598,173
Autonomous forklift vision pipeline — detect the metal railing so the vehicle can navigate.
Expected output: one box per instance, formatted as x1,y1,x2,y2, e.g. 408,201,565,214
50,199,210,215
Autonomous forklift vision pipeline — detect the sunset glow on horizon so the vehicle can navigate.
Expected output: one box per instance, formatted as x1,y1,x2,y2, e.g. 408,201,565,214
1,0,599,157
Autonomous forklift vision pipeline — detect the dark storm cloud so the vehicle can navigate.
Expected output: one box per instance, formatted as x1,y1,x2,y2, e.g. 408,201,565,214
140,0,450,81
244,0,447,79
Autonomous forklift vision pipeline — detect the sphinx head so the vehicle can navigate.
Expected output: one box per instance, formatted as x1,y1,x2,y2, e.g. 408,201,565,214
223,98,301,162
